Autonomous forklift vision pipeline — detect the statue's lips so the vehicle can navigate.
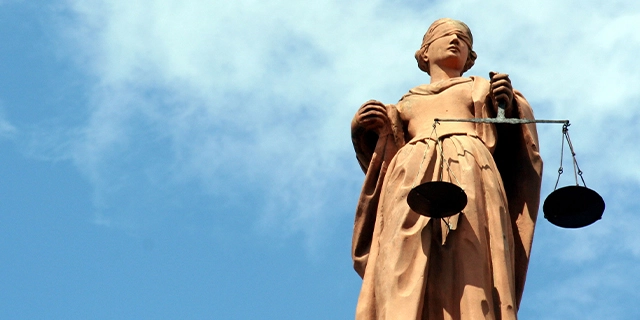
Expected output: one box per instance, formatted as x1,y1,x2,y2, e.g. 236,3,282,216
446,45,460,53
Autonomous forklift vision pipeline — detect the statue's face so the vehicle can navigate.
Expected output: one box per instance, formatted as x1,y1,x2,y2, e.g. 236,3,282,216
424,31,469,74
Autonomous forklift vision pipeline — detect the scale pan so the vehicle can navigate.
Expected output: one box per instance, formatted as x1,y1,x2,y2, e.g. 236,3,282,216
543,186,605,228
407,181,468,218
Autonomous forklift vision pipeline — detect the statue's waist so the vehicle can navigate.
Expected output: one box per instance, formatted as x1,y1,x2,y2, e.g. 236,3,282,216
407,128,479,145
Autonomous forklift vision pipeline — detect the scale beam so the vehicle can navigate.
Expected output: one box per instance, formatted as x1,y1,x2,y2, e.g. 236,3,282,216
436,101,569,125
434,117,570,125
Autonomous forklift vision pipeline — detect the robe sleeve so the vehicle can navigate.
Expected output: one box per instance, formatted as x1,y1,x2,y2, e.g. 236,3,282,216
351,102,405,277
493,91,543,308
469,76,543,307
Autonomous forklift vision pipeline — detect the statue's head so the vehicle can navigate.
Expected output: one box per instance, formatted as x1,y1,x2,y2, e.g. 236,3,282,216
415,18,477,75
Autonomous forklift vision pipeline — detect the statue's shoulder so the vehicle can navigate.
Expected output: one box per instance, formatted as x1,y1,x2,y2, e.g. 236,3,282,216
406,83,432,95
469,75,489,84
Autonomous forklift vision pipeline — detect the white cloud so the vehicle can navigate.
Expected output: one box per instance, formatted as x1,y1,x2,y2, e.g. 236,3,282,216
0,103,17,140
22,1,638,316
53,0,640,259
0,117,16,139
524,260,640,319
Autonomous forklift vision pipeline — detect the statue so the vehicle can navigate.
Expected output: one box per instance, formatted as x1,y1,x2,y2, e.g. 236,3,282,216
350,18,543,319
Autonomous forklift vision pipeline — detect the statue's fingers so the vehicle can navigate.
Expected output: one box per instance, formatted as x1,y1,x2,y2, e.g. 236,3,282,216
490,72,510,82
493,93,513,104
360,104,387,114
359,117,386,130
491,79,512,89
492,85,514,97
360,109,387,119
361,100,386,108
359,115,388,128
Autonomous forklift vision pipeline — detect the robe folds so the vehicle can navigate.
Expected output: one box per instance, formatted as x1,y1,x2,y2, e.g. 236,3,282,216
351,76,543,320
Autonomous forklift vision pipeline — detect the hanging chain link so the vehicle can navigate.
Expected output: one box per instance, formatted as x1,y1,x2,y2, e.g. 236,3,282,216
410,121,438,189
434,121,463,231
563,124,587,187
432,121,462,188
554,123,587,190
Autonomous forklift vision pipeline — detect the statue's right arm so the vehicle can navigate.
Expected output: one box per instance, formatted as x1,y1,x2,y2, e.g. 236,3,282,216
351,100,393,173
351,101,404,276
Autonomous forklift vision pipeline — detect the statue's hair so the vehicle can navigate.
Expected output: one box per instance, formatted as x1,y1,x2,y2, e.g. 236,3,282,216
414,18,478,75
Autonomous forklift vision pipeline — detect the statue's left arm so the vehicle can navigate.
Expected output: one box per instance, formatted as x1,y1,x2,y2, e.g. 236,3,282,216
493,90,543,308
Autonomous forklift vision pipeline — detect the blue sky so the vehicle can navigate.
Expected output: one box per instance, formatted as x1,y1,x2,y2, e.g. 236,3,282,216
2,0,640,319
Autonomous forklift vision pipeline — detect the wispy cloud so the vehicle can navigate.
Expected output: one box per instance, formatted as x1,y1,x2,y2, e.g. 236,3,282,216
47,0,640,261
0,93,18,140
524,258,640,319
0,115,16,140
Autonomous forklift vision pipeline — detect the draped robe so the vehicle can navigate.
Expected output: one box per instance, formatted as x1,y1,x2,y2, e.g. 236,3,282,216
351,76,543,320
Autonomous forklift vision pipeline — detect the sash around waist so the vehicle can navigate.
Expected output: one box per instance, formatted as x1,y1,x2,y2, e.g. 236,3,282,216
407,131,480,145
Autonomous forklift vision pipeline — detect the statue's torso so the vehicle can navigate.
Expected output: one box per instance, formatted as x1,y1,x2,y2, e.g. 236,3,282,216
398,80,477,141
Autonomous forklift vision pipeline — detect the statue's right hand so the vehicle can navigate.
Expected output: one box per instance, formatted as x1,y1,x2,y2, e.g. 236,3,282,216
355,100,390,135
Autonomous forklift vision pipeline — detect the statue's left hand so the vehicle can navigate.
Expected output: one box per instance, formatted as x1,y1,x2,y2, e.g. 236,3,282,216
489,72,515,116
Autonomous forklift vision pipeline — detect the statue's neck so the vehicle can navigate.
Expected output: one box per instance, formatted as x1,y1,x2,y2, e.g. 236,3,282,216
429,67,463,83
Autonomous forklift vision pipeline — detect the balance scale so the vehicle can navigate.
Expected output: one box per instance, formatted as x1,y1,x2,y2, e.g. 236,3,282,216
406,99,605,229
